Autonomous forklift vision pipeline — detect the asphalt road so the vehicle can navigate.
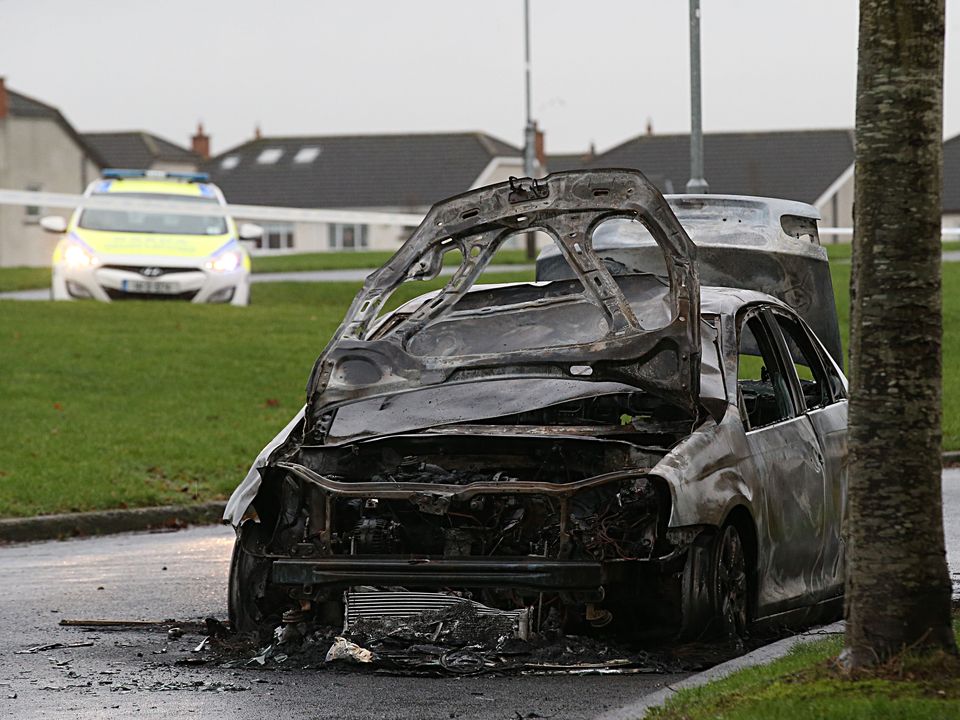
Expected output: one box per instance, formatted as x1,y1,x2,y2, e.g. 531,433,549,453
0,527,687,720
2,469,957,719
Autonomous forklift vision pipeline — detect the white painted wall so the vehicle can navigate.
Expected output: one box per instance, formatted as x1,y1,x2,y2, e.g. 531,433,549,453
814,165,855,245
151,160,199,173
0,116,97,267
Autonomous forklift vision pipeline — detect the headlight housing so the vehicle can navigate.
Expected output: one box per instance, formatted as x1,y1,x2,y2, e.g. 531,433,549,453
205,241,244,273
62,238,98,268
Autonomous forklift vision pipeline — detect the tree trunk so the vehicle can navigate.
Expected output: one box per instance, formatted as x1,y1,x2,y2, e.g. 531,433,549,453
844,0,956,669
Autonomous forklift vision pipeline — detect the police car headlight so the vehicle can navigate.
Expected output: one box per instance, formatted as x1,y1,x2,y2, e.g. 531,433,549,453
63,240,97,268
205,247,243,273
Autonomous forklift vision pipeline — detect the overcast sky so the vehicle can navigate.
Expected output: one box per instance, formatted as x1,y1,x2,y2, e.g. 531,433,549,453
2,0,959,156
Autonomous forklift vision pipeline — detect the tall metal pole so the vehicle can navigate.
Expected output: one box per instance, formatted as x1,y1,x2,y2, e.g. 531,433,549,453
686,0,708,193
523,0,536,179
523,0,537,257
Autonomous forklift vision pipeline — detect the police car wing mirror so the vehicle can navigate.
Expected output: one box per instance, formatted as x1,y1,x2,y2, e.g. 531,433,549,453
238,223,263,240
40,216,68,234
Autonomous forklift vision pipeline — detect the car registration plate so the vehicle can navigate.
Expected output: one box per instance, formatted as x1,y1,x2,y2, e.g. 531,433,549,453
121,279,179,294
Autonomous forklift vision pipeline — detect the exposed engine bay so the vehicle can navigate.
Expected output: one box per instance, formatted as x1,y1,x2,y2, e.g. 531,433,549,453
241,386,698,636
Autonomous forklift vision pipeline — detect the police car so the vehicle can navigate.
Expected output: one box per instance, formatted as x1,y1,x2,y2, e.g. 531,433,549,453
42,170,260,306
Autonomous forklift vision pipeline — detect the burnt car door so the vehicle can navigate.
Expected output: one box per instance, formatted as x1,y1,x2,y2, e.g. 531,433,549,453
766,308,848,598
736,306,830,616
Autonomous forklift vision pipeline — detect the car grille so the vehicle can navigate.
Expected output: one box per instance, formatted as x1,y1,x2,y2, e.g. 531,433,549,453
100,265,199,276
105,288,199,301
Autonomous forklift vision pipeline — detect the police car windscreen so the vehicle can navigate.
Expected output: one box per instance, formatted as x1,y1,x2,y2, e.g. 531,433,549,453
79,193,227,236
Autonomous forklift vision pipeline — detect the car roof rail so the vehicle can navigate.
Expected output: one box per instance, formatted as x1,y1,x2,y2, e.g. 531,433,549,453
101,169,211,183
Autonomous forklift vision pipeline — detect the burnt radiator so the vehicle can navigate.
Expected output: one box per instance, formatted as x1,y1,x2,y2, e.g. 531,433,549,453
343,590,531,640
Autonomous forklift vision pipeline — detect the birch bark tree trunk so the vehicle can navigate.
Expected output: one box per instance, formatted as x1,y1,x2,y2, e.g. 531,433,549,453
843,0,956,669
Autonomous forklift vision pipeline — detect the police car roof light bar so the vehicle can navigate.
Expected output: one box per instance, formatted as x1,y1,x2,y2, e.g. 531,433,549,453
102,169,210,183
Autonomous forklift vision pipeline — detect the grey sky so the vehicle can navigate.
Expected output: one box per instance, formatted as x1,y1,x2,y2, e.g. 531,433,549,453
2,1,958,156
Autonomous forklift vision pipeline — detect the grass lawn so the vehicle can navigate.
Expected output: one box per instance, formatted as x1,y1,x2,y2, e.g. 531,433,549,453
250,248,533,273
1,254,958,518
2,243,956,287
647,618,960,720
828,260,960,449
0,272,533,517
0,266,50,293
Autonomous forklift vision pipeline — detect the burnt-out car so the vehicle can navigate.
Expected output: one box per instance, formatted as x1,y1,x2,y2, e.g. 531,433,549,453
224,169,847,640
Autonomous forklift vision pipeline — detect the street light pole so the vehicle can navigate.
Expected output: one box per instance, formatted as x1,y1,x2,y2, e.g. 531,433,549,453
523,0,536,179
686,0,708,194
523,0,537,257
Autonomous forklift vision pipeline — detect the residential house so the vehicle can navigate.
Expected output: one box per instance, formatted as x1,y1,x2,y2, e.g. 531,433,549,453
82,130,200,173
942,134,960,229
0,78,103,267
202,132,533,252
549,129,857,243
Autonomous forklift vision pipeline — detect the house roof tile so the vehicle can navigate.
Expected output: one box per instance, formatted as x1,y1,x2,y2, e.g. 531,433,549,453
202,132,521,209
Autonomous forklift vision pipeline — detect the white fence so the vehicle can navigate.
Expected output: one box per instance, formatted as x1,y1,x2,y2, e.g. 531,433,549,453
3,188,960,242
0,189,425,228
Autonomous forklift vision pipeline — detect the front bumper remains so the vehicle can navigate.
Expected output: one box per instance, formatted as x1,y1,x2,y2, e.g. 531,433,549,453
271,556,604,594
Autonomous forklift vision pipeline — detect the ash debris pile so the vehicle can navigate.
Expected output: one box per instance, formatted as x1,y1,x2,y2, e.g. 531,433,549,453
213,591,681,676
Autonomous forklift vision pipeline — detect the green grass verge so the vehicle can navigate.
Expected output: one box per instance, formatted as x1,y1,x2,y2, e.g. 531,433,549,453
0,266,50,293
827,261,960,449
250,248,533,273
0,257,958,518
648,619,960,720
0,272,533,517
2,243,956,287
0,250,533,292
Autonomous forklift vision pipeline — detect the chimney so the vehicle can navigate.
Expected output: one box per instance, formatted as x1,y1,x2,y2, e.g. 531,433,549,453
254,124,262,140
191,122,210,160
587,141,596,160
0,77,8,119
646,117,654,136
534,123,546,169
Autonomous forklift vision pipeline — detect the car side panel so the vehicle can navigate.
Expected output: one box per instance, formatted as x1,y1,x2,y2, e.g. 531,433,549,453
746,415,830,616
805,399,848,596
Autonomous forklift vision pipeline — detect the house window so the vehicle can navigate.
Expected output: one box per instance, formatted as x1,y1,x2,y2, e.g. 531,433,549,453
328,224,369,251
294,146,321,163
256,148,283,164
25,183,41,222
220,155,240,170
255,223,295,251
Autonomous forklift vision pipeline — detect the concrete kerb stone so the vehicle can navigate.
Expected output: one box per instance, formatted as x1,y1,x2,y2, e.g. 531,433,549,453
593,621,846,720
0,501,227,544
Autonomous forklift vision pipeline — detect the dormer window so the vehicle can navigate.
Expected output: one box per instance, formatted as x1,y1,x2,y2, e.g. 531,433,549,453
257,148,283,164
294,146,321,163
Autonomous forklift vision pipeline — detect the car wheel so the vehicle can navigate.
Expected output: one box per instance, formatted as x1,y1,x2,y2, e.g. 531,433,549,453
228,521,275,634
679,522,752,640
713,523,749,637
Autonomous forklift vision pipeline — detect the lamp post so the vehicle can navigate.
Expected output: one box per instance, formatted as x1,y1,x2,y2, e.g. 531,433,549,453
523,0,538,257
686,0,709,194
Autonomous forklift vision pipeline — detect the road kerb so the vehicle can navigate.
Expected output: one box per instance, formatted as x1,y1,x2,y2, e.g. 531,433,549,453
0,501,227,543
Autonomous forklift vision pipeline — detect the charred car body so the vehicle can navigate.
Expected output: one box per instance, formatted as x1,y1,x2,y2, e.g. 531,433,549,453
224,169,847,639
